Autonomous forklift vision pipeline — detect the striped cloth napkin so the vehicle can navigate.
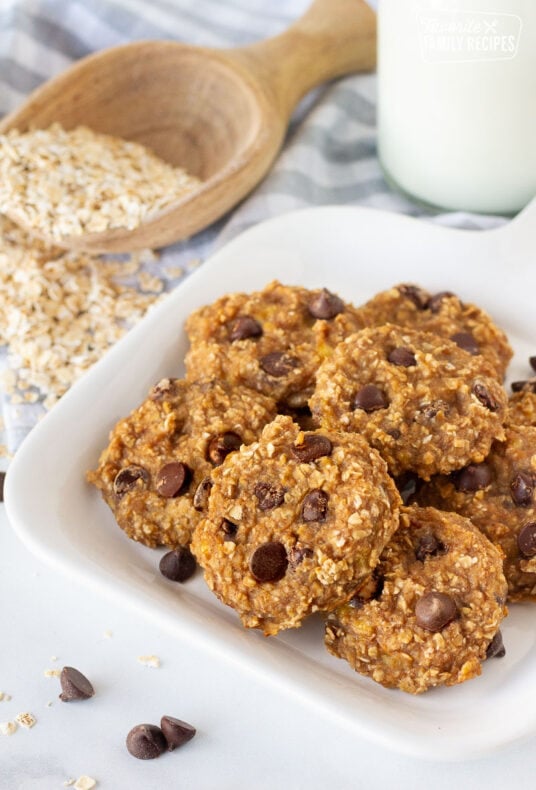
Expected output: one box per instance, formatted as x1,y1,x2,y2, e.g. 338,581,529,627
0,0,508,459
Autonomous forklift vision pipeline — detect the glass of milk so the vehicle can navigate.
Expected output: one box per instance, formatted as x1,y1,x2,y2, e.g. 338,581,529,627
378,0,536,214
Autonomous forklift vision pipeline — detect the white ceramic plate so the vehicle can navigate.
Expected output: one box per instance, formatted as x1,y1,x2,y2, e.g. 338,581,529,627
6,204,536,761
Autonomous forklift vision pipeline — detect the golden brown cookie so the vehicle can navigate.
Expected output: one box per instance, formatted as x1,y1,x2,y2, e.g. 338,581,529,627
191,415,401,635
87,378,277,549
325,506,508,694
418,425,536,601
356,284,512,380
508,380,536,427
310,324,507,480
184,280,365,409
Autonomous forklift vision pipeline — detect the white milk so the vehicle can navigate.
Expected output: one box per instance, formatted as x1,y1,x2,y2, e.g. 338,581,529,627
378,0,536,213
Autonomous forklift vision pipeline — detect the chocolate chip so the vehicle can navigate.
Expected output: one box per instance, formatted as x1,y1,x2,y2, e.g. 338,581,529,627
417,399,450,420
307,288,344,320
155,462,191,498
250,541,288,582
221,519,238,542
395,471,421,504
254,481,285,510
398,284,429,309
206,432,242,466
288,545,314,568
59,667,95,702
415,534,445,562
511,379,536,393
472,382,500,412
454,463,492,492
518,522,536,558
193,476,213,511
352,384,389,412
387,347,416,367
150,378,174,400
530,357,536,374
427,291,456,313
511,472,533,506
160,715,196,750
486,630,506,659
451,331,480,355
0,471,5,502
260,352,299,377
301,488,329,522
159,547,196,582
228,315,262,341
126,724,167,760
113,465,149,497
415,592,457,631
291,434,332,463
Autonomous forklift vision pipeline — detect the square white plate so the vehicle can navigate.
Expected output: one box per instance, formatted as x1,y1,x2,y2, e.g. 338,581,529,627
5,204,536,761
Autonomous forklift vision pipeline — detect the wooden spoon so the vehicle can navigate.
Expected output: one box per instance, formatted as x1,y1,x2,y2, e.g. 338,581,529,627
0,0,376,252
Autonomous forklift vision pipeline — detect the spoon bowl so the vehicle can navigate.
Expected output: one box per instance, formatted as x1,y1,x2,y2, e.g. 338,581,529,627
0,0,376,252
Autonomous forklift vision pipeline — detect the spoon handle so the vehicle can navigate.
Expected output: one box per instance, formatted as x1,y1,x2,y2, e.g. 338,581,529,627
232,0,376,118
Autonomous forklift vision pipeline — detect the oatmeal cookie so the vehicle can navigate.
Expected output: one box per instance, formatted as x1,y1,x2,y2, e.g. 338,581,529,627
184,281,365,409
357,284,512,379
418,425,536,600
87,378,277,549
310,324,507,480
191,415,401,635
325,506,508,694
508,379,536,427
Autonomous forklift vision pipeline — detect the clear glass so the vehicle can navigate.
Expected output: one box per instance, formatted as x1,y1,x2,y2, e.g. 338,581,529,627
378,0,536,214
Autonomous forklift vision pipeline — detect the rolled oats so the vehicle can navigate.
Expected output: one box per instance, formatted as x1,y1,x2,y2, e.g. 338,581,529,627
0,124,200,241
0,214,164,412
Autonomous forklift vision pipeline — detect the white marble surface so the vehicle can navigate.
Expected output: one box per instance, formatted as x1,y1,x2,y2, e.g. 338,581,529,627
1,504,536,789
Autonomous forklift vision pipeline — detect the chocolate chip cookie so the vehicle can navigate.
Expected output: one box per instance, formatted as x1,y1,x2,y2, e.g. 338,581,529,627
310,324,507,480
356,284,512,379
508,380,536,427
418,425,536,601
87,378,277,549
325,506,508,694
191,415,401,635
184,281,365,410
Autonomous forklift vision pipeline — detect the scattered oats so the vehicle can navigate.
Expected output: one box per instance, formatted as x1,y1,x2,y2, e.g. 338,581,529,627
164,264,184,279
0,214,165,410
137,654,160,669
0,693,11,702
15,712,36,729
0,124,201,241
73,776,97,790
186,258,201,270
103,629,113,639
45,701,53,708
50,655,58,662
63,780,75,788
138,271,164,294
44,668,61,678
0,721,17,736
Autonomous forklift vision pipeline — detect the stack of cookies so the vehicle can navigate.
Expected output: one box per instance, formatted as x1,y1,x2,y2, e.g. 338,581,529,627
89,281,534,695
